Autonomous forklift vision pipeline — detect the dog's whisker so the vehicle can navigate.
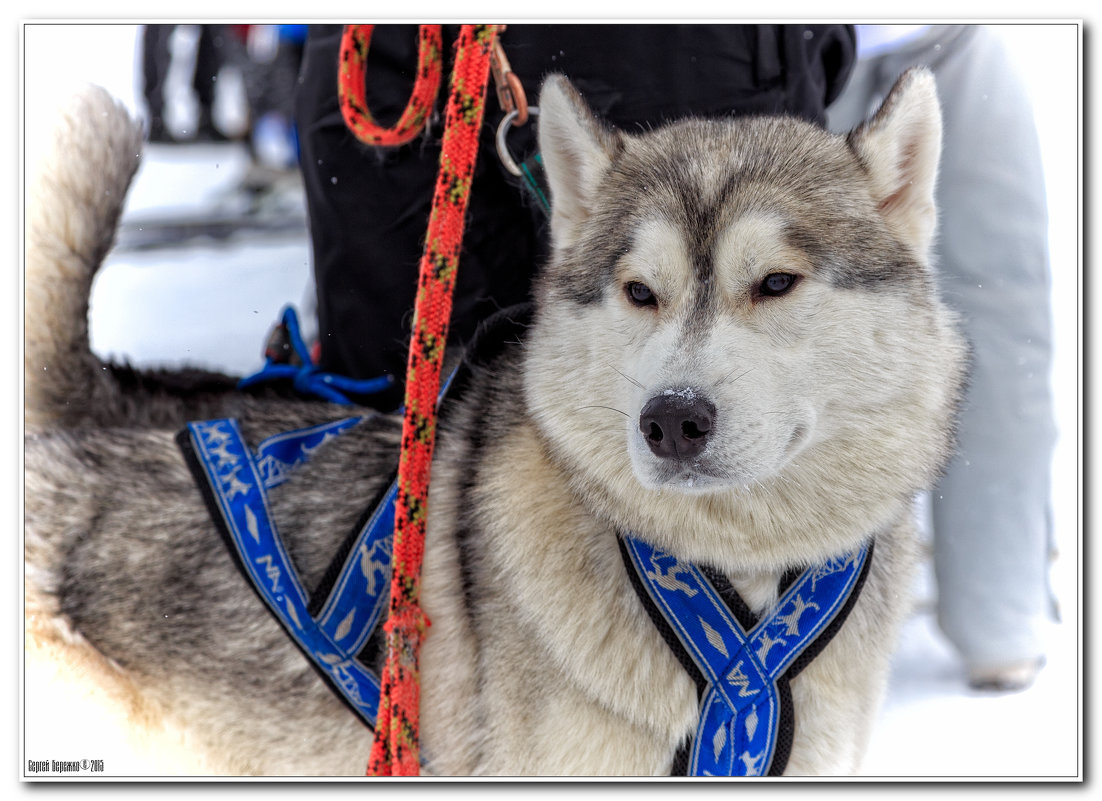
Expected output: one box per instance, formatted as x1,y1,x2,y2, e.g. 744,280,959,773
607,364,645,390
581,403,634,416
718,366,755,386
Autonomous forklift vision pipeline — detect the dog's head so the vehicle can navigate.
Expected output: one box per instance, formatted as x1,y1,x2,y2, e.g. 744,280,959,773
523,71,966,566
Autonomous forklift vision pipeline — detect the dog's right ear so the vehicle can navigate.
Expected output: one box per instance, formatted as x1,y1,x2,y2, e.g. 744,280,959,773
537,75,621,251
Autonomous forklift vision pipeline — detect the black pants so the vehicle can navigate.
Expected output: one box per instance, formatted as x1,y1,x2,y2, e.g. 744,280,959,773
294,24,856,410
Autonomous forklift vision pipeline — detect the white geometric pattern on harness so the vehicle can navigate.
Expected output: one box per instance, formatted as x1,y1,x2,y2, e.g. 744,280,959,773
184,416,393,727
622,535,871,776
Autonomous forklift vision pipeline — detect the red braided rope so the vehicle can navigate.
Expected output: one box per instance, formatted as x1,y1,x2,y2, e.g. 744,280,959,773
356,23,502,777
338,24,443,147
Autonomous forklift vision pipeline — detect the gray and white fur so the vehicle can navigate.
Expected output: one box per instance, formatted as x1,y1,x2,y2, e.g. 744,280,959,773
24,72,966,776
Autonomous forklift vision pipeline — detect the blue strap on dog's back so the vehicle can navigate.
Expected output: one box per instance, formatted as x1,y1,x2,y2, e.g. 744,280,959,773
315,480,397,657
621,535,872,776
179,305,534,740
182,417,390,727
255,416,366,488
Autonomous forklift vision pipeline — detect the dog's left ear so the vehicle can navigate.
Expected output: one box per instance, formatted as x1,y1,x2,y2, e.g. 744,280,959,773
537,74,622,251
848,68,942,259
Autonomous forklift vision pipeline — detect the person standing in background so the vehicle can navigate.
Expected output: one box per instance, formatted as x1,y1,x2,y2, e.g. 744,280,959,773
828,24,1058,693
141,24,229,142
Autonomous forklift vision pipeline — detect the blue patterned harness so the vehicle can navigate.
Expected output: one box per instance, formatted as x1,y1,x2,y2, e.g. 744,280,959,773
178,416,392,727
175,307,870,774
620,534,872,776
179,414,872,772
176,307,525,735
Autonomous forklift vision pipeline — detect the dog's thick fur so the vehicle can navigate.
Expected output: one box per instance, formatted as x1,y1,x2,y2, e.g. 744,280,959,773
24,72,966,776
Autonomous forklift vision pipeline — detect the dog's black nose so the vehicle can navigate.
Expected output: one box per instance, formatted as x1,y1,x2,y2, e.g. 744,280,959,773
639,391,716,461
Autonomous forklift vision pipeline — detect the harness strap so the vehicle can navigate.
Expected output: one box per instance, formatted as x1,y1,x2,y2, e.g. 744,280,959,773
238,306,394,405
620,535,873,776
256,416,366,488
178,418,390,726
178,305,533,767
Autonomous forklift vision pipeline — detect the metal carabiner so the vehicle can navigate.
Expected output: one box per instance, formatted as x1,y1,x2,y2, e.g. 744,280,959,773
495,106,539,177
490,36,529,126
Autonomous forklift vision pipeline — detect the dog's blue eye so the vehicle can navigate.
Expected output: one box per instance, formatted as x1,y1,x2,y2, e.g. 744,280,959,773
759,273,798,297
625,281,657,307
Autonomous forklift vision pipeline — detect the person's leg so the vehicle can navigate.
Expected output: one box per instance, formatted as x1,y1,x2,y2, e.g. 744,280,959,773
141,25,175,141
294,26,539,411
829,26,1058,690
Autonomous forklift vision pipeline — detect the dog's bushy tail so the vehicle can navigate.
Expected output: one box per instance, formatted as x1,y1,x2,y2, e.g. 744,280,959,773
25,85,144,427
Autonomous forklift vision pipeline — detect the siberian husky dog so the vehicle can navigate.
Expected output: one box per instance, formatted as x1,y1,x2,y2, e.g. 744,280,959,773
24,70,965,776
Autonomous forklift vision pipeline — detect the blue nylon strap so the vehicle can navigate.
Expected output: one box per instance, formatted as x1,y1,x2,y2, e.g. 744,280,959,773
237,306,394,405
182,308,534,749
255,417,366,488
186,417,389,727
622,535,871,776
256,416,396,656
186,357,464,732
316,480,396,655
256,416,392,652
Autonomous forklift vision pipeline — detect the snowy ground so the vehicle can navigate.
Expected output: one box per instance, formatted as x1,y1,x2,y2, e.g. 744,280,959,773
19,24,1082,783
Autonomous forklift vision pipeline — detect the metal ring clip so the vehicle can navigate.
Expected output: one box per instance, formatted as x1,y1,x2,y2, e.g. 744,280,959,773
495,106,539,177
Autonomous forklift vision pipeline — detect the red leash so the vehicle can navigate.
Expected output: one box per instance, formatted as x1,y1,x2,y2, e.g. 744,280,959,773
338,24,443,147
338,23,502,776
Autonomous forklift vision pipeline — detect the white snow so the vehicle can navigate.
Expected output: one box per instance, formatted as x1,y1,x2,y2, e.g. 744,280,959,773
18,23,1082,783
